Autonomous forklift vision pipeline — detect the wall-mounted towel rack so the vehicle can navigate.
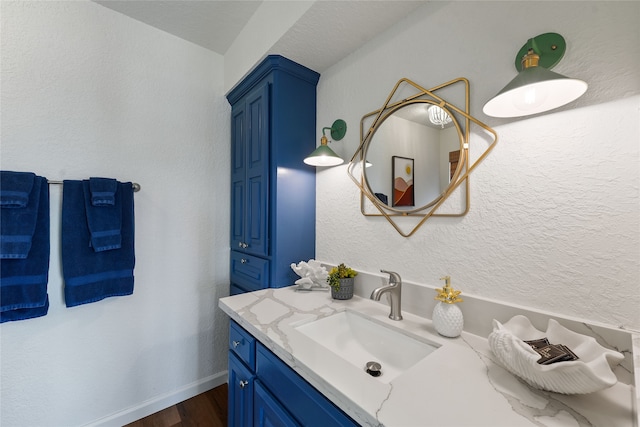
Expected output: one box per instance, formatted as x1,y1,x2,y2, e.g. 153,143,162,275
48,180,141,192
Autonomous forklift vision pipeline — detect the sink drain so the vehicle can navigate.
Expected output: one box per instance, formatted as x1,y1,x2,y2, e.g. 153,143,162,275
365,361,382,377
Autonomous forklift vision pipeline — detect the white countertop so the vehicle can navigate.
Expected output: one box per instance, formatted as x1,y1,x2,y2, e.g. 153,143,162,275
219,286,637,427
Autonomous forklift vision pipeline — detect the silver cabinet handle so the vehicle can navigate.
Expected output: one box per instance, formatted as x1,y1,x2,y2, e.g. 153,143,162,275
239,380,249,389
232,340,241,348
241,259,247,264
241,242,249,248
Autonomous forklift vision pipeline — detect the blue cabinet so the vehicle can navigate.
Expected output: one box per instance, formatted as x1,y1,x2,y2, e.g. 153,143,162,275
254,382,299,427
227,56,320,295
228,321,357,427
228,321,257,427
229,352,254,427
230,82,269,258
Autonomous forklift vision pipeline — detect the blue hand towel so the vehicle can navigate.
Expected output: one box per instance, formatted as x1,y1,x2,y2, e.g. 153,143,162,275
1,172,42,259
62,180,135,307
0,171,35,208
89,177,117,206
84,180,121,252
1,175,50,323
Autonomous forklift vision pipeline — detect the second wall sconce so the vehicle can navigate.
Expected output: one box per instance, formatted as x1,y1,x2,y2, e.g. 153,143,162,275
483,32,588,118
304,119,347,167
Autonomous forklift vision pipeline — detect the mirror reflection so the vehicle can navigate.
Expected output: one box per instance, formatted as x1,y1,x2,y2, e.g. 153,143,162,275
363,102,463,211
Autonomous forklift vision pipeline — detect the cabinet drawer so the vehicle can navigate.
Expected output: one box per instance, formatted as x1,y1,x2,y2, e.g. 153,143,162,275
230,250,269,292
230,321,256,370
256,343,358,427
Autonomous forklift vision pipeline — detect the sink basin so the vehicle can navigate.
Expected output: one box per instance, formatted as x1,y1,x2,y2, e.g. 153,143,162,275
294,310,439,383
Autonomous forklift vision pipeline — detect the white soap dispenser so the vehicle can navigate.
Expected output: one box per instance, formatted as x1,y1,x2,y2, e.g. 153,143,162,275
432,276,464,338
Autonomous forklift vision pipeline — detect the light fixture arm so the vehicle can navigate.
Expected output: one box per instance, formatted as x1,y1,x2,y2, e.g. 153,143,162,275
515,32,566,72
320,119,347,146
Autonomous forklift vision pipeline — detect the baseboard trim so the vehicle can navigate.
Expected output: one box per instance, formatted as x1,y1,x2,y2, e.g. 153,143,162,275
85,371,228,427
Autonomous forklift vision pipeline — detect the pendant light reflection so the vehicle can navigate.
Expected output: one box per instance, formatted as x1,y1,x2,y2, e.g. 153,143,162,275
428,105,452,128
483,33,587,118
304,119,347,167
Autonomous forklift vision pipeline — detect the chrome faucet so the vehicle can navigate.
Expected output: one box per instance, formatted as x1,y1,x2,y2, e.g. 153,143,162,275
370,270,402,320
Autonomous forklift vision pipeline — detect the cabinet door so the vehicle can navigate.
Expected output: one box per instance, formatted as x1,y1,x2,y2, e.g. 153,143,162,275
230,81,269,257
229,352,255,427
244,82,269,257
230,101,246,252
256,343,359,427
254,381,299,427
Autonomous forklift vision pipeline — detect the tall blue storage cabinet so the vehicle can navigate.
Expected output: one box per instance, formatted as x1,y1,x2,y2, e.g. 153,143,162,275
226,56,320,295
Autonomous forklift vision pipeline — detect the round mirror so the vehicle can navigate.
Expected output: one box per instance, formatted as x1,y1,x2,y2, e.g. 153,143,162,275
362,100,464,213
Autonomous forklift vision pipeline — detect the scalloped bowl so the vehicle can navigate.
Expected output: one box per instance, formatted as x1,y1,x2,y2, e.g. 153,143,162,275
488,315,624,394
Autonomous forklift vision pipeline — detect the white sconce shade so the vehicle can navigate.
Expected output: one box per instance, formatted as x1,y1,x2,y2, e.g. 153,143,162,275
303,140,344,166
483,66,587,118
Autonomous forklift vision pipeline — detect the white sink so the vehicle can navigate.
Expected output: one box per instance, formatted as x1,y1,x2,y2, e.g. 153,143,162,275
294,310,439,383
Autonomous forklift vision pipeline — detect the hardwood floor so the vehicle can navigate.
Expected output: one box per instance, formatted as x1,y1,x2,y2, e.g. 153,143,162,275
124,383,228,427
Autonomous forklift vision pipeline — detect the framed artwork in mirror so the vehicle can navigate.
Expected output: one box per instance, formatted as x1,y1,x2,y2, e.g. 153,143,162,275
392,156,414,207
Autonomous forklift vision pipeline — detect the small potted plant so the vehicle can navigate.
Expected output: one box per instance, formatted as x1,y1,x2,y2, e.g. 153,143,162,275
327,263,358,300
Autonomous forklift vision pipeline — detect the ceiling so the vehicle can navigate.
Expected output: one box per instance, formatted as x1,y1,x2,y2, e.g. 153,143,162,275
93,0,427,73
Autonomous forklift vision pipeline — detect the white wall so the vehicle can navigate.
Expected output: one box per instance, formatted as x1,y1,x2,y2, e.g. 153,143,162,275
316,2,640,331
0,2,230,426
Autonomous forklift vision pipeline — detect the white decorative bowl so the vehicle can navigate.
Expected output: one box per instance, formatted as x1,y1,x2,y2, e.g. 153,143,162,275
488,315,624,394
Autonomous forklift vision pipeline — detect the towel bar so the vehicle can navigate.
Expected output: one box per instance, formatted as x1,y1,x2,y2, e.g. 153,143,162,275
48,180,141,192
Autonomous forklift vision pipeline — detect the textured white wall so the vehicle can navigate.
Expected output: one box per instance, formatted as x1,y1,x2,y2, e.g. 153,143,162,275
0,2,230,425
316,2,640,331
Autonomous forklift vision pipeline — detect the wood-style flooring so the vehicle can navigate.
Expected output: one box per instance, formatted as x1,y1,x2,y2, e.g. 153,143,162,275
124,383,228,427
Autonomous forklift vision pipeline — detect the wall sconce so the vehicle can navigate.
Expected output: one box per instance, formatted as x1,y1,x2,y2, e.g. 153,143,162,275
483,32,588,118
304,119,347,167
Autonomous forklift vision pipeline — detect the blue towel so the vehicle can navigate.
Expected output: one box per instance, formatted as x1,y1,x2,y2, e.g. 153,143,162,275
1,175,50,323
89,177,117,206
0,172,40,258
0,171,35,208
84,180,121,252
0,297,49,323
62,180,135,307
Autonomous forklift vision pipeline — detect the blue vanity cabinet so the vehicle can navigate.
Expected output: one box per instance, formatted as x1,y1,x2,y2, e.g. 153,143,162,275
228,352,255,427
254,382,299,427
227,55,319,295
228,321,358,427
229,321,257,427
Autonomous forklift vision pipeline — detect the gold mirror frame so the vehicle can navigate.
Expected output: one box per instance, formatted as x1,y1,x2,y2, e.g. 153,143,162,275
346,77,498,237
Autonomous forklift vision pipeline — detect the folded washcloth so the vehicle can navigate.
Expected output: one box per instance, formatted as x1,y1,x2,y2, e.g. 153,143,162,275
89,177,117,206
1,175,50,322
1,172,42,258
62,180,135,307
84,180,121,252
0,171,35,208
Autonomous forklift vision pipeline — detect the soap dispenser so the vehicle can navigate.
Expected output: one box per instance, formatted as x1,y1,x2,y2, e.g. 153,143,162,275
432,276,464,337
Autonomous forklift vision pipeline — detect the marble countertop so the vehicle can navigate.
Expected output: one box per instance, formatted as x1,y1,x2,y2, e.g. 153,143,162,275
219,286,637,427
